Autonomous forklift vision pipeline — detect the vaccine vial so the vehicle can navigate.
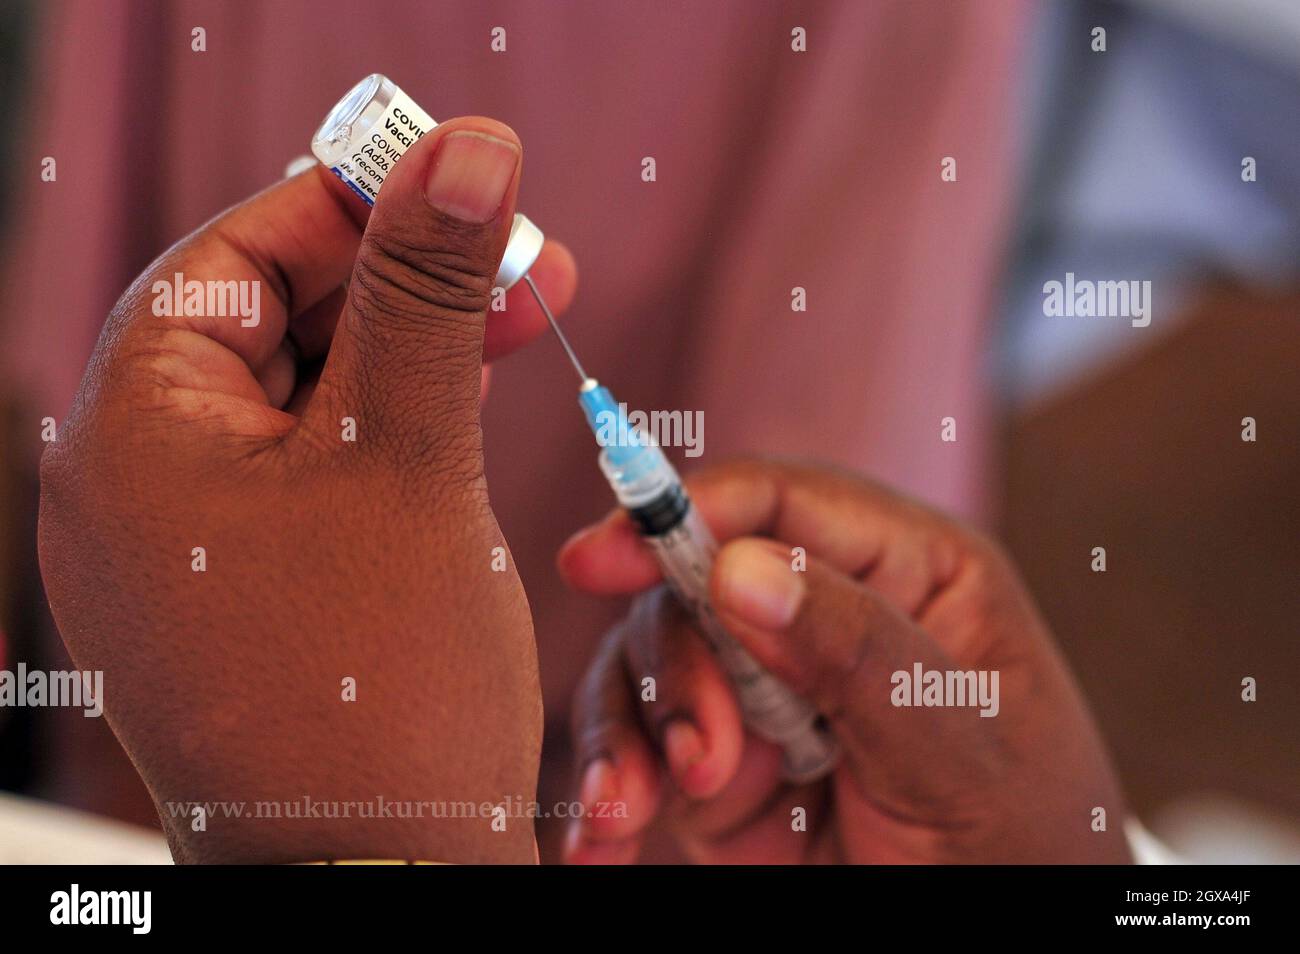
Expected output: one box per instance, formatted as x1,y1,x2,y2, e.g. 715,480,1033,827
312,73,543,290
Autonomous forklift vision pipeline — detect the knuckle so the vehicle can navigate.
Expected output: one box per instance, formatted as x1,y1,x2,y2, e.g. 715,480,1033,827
963,531,1017,587
796,582,892,706
351,229,492,323
922,529,966,593
825,603,885,683
343,241,486,383
951,537,1022,635
122,328,205,393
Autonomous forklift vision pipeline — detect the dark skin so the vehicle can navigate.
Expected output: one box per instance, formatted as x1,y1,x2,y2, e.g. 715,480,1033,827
38,115,1127,865
37,117,577,864
559,460,1133,863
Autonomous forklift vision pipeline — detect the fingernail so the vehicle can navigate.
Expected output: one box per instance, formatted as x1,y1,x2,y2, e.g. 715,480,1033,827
579,758,618,809
424,130,519,223
663,720,706,774
715,541,805,630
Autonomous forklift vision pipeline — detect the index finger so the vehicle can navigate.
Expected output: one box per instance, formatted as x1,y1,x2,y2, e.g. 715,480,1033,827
124,166,365,374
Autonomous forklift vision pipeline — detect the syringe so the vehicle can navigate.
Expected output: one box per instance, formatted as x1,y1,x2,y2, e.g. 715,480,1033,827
534,297,840,782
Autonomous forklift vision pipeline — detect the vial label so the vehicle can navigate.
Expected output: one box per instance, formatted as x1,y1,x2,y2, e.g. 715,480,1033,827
328,86,437,206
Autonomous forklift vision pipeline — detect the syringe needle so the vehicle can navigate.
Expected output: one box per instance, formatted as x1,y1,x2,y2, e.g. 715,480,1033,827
522,272,588,383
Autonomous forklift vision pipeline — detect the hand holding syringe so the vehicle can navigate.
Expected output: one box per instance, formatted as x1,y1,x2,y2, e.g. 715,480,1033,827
544,324,841,783
521,256,840,779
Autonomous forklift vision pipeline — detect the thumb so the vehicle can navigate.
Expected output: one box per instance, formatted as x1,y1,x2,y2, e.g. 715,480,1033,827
305,117,522,468
709,538,995,800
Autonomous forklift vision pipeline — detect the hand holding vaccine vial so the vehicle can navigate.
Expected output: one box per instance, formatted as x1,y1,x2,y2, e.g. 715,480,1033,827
312,74,545,293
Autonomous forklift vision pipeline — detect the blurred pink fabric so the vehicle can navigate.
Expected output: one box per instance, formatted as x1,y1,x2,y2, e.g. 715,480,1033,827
2,0,1027,722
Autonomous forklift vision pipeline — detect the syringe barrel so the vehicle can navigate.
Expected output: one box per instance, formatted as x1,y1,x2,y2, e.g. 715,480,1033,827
606,449,840,783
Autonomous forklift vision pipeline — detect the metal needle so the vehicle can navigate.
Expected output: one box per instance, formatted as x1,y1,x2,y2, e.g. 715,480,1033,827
522,272,588,382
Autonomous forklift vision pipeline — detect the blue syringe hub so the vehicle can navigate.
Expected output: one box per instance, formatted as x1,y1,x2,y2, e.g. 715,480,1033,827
578,378,678,508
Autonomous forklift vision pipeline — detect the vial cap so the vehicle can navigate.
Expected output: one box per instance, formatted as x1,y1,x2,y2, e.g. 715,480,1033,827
498,214,544,290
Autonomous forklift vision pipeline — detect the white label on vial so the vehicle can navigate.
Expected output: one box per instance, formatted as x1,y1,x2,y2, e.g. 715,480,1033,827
329,87,437,206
